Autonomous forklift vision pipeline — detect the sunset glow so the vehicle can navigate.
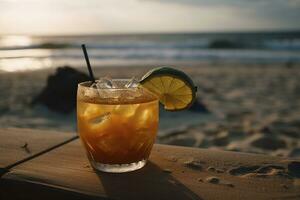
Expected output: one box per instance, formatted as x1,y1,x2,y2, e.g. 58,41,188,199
0,0,299,35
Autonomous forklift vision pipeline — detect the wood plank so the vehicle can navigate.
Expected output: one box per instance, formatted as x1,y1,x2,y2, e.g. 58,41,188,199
0,178,103,200
0,128,77,170
2,138,300,200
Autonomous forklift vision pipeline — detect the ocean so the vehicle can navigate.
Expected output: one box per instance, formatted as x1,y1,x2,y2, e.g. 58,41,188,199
1,31,300,72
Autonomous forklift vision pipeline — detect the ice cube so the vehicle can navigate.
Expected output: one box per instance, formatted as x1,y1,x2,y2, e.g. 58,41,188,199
85,112,112,137
125,77,139,88
83,87,96,98
124,78,144,99
133,104,158,129
114,104,140,117
90,82,97,88
96,77,115,89
93,77,119,98
89,112,111,125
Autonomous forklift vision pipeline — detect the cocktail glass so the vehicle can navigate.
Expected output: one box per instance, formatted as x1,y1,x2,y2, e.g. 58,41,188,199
77,79,159,173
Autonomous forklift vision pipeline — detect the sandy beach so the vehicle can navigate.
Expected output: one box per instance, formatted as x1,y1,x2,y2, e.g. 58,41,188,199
1,63,300,159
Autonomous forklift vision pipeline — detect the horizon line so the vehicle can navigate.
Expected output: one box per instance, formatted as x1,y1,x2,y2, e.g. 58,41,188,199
1,28,300,37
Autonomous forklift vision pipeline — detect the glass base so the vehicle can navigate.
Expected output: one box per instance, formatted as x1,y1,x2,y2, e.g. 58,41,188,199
90,159,147,173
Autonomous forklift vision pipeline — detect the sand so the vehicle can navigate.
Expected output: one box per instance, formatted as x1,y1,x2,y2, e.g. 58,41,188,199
0,63,300,159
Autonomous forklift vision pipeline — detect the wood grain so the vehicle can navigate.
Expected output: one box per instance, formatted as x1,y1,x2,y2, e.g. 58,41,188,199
2,137,300,200
0,128,77,170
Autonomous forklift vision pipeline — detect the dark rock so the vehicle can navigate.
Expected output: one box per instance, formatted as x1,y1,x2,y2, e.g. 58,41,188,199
188,98,209,113
31,66,90,113
288,161,300,178
251,135,287,150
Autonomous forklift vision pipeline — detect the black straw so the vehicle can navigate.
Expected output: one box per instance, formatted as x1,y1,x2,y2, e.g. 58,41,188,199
81,44,95,83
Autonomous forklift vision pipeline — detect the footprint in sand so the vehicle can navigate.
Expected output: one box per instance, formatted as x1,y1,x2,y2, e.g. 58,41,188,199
255,165,285,173
228,165,261,176
205,176,234,187
207,166,225,173
183,159,203,170
206,176,220,184
228,164,289,178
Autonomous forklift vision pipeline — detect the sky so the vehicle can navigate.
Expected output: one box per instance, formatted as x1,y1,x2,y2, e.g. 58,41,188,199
0,0,299,35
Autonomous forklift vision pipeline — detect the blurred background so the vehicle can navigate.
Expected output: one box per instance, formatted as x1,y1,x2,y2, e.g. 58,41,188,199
0,0,300,157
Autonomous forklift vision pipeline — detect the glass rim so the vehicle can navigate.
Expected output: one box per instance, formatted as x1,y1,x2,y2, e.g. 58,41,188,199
78,79,139,90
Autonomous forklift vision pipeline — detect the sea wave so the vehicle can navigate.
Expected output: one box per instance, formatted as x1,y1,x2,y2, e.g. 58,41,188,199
1,39,300,51
1,32,300,51
1,32,300,72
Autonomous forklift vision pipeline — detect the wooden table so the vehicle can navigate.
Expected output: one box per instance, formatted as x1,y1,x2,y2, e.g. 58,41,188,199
1,128,300,200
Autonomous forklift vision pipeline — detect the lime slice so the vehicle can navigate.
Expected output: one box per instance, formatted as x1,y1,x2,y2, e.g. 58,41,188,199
140,67,197,111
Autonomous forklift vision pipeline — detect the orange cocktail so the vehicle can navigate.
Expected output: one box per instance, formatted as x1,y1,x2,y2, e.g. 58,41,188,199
77,80,159,172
